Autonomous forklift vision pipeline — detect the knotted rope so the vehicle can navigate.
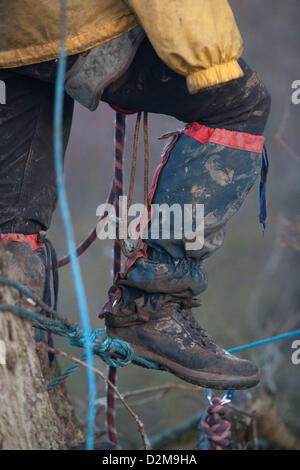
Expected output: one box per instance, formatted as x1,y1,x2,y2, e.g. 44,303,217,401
1,273,300,451
202,397,232,450
0,277,135,376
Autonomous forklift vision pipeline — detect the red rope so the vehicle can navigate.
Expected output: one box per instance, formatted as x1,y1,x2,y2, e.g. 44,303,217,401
106,112,126,446
57,110,130,445
57,181,115,267
58,108,135,268
106,365,118,445
202,397,232,450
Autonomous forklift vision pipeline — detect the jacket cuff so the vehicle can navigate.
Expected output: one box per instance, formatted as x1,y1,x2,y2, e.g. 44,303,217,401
186,60,243,94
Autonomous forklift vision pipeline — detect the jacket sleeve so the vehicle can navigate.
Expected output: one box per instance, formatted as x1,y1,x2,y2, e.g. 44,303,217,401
123,0,244,93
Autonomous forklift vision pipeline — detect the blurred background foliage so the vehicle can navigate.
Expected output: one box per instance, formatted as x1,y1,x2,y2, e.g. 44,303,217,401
48,0,300,449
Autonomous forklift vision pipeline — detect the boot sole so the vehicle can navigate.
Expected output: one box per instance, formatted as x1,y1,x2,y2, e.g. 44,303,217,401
108,329,260,390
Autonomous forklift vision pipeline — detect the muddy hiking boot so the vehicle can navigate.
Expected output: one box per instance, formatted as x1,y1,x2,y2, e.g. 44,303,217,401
0,234,58,360
104,295,260,390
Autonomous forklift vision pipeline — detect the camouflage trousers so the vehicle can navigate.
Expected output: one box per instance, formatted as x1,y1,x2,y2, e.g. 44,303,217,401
112,125,264,315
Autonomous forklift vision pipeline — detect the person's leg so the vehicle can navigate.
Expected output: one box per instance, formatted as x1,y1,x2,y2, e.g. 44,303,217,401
102,38,270,135
0,65,74,359
0,69,74,235
102,38,271,389
0,66,74,317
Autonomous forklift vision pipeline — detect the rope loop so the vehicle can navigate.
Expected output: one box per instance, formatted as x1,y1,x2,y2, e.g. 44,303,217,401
67,327,134,368
94,330,135,367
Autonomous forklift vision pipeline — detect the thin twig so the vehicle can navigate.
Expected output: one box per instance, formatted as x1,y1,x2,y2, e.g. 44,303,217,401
277,99,292,137
274,98,300,164
97,392,166,411
271,210,300,252
272,210,300,235
37,342,149,450
274,134,300,164
281,233,300,253
95,383,204,406
227,403,254,419
251,411,258,450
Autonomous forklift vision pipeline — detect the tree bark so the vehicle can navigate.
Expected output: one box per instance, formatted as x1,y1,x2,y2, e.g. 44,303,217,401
0,244,84,450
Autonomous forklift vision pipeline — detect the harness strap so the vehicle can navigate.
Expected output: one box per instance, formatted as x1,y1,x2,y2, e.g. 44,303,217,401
119,111,149,259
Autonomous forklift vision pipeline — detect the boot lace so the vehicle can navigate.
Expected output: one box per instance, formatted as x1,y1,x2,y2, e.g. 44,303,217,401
181,310,214,348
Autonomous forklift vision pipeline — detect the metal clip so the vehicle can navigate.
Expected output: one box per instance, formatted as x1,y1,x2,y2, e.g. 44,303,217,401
205,389,234,406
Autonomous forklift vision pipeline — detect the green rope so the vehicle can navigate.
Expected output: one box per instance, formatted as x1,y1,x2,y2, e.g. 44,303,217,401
1,276,300,391
0,276,159,389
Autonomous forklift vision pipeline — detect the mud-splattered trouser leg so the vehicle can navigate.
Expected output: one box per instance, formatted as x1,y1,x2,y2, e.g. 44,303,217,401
113,130,264,314
102,38,271,314
0,61,75,235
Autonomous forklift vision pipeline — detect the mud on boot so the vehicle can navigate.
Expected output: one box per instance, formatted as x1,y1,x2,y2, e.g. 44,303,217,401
105,296,260,390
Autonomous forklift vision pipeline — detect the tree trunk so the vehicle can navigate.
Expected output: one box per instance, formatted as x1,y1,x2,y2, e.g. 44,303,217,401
0,244,84,450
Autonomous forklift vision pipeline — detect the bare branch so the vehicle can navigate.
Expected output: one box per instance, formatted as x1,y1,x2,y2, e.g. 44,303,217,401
95,383,203,407
37,342,149,450
274,99,300,164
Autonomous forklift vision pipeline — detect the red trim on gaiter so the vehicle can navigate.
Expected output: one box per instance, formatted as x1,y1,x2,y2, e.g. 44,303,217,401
0,233,43,250
184,122,264,154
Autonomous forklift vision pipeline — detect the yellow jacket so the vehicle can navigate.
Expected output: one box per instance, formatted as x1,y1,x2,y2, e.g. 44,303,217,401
0,0,243,93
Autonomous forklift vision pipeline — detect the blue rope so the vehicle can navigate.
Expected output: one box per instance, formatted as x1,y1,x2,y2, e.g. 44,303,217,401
47,355,84,390
54,0,96,450
228,329,300,354
0,276,157,373
1,273,300,366
206,328,300,408
1,277,300,410
0,304,135,365
1,270,300,443
1,274,299,365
